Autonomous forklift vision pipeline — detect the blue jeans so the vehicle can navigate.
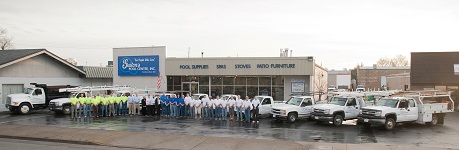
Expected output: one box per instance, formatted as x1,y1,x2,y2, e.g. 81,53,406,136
85,104,91,117
115,103,120,115
221,107,227,120
170,105,174,117
237,107,243,121
191,107,195,117
101,105,107,117
185,105,190,116
122,103,127,115
245,109,251,122
161,103,165,115
203,107,209,119
216,108,221,119
174,105,178,117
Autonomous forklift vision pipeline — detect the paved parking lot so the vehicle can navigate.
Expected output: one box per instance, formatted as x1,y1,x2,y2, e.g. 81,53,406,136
1,110,459,149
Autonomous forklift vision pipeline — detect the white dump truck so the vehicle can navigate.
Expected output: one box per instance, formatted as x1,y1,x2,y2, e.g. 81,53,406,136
271,96,316,122
311,93,366,126
357,91,455,130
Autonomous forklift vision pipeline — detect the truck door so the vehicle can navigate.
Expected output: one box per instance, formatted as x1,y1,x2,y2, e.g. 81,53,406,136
31,88,45,104
344,98,359,119
397,100,409,122
407,99,419,121
259,98,272,115
299,98,313,117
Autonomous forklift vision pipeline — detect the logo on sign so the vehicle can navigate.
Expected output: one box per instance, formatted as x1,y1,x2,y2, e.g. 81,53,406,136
118,55,159,76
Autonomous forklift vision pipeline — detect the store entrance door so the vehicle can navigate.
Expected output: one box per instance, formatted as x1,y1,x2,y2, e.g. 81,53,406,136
182,82,199,94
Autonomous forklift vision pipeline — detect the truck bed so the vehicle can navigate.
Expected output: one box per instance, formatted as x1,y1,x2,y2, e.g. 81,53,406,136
419,103,453,114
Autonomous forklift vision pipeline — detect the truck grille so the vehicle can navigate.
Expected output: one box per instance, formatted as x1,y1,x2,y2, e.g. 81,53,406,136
272,108,281,114
6,97,11,105
314,109,325,116
361,109,377,117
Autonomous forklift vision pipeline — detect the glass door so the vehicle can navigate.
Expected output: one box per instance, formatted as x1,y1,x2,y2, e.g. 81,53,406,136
182,82,199,94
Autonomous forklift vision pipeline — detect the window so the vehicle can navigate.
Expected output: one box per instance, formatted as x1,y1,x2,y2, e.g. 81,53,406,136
346,98,356,106
262,98,271,105
301,98,312,107
223,86,234,94
272,76,284,86
235,86,246,98
247,77,258,85
259,86,271,96
408,99,416,107
235,77,246,85
259,77,271,85
211,86,222,97
34,89,42,95
398,101,408,108
247,86,257,98
223,77,234,85
173,76,181,85
199,86,209,95
211,77,222,85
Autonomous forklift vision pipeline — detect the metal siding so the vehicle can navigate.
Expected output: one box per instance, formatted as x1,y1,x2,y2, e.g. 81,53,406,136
1,84,24,104
0,54,80,78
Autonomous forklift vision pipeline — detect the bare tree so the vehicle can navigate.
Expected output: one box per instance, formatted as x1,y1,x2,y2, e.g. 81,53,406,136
0,28,13,50
315,71,327,101
377,54,409,67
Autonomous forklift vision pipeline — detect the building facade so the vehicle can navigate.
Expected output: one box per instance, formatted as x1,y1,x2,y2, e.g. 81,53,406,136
328,70,351,89
386,73,410,91
357,65,410,90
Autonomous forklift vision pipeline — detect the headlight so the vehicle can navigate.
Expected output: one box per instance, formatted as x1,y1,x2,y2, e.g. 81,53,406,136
324,109,330,114
13,101,19,105
359,110,363,115
375,110,382,117
283,110,287,114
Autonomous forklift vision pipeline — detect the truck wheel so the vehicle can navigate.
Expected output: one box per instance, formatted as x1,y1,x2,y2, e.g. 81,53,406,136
333,114,343,126
62,105,71,115
19,103,31,115
384,118,395,131
287,113,297,123
426,114,438,125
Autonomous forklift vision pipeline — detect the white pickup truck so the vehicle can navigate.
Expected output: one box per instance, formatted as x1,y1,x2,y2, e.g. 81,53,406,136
311,94,366,126
357,91,455,130
5,83,73,114
271,96,316,122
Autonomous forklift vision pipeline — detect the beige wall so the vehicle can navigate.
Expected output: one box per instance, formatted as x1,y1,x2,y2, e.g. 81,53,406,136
387,76,410,90
165,57,314,76
0,54,80,78
313,65,328,100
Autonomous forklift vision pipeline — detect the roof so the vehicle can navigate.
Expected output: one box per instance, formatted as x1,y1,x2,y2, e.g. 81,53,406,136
359,66,410,70
0,49,86,74
78,66,113,78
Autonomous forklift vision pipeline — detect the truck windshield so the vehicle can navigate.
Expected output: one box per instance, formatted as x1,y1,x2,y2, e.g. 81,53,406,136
24,88,34,94
286,97,303,106
376,99,398,108
329,97,347,106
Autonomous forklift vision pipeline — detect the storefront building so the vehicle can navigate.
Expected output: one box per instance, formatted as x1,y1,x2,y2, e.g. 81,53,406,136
165,57,326,101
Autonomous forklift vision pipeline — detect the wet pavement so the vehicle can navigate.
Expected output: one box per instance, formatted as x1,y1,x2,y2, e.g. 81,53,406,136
1,110,459,149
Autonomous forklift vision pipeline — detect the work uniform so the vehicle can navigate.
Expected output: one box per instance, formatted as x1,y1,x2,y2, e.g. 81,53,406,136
108,96,115,117
252,98,260,122
160,95,167,116
236,98,243,121
243,100,251,122
207,98,214,119
101,97,108,117
178,97,185,117
170,97,176,117
228,98,236,121
215,98,221,119
141,97,147,116
92,96,99,118
134,96,141,115
165,96,170,117
221,99,228,121
195,98,202,118
97,96,102,116
146,96,153,116
201,97,208,119
184,96,192,117
85,96,92,118
121,95,128,115
78,96,86,118
70,96,78,119
128,95,134,115
115,96,122,116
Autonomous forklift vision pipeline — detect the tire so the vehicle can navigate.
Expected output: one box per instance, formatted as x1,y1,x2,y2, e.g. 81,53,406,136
19,103,31,115
287,113,297,123
333,114,343,126
62,105,71,115
426,114,438,125
384,118,396,131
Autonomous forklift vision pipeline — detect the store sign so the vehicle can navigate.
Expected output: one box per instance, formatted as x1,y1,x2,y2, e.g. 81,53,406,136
454,64,459,75
291,82,305,93
118,55,159,76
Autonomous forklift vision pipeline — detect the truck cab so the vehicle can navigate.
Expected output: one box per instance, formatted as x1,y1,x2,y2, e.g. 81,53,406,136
356,85,365,92
271,96,315,122
311,95,365,126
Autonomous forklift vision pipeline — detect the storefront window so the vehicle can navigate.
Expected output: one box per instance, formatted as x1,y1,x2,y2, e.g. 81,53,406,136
272,76,284,86
211,77,222,85
173,76,181,86
181,76,191,82
272,87,284,101
167,85,173,91
211,86,222,97
167,76,174,85
223,77,235,85
223,86,234,94
259,77,271,85
247,86,258,98
247,77,258,85
199,76,209,85
259,86,271,96
199,86,209,95
190,76,199,82
235,77,246,85
235,86,246,98
174,86,181,91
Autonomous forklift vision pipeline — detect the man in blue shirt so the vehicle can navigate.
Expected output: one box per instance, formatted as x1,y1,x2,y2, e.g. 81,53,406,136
178,95,185,118
170,95,177,118
160,93,167,117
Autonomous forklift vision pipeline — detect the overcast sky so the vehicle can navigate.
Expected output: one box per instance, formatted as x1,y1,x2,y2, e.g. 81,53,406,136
1,0,458,70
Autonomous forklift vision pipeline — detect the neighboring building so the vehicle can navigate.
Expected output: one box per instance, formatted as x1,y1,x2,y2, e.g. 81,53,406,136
0,49,112,104
411,52,459,105
328,69,351,89
77,66,113,86
386,72,410,91
356,65,410,90
65,58,77,65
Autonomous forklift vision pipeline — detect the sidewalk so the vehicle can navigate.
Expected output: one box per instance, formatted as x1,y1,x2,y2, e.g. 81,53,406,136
0,124,456,150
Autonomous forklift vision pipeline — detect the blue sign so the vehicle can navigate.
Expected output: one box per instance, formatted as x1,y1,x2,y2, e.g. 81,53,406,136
118,55,159,76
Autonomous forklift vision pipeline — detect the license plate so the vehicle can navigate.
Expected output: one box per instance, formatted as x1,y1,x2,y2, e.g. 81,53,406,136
364,119,369,122
315,116,319,120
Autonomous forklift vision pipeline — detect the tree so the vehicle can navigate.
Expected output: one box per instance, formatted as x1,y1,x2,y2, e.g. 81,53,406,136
0,28,13,50
377,54,409,67
315,71,327,101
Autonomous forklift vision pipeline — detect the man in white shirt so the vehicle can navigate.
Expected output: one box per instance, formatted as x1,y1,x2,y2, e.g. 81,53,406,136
221,97,228,121
184,94,192,118
201,95,208,120
146,94,153,116
215,96,221,120
243,96,251,122
208,96,214,119
228,96,236,121
235,95,243,121
195,97,202,118
251,96,261,122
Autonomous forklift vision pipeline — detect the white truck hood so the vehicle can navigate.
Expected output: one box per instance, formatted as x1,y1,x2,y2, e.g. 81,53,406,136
8,93,30,99
50,98,70,103
313,104,342,110
272,104,298,110
362,106,393,111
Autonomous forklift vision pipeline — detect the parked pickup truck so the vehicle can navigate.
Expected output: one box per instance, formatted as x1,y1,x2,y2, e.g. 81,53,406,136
271,96,316,122
311,94,366,126
252,96,283,117
5,83,74,114
357,91,455,130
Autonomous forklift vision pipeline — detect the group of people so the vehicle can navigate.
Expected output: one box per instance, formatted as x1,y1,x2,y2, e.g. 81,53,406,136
69,92,262,123
160,94,261,123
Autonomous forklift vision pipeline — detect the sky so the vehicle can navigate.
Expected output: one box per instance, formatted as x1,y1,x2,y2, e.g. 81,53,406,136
1,0,459,70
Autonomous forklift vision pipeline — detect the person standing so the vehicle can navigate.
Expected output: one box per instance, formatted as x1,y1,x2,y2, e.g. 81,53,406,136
70,95,78,119
243,96,251,122
115,94,122,116
160,94,167,117
165,95,170,117
228,96,236,121
92,95,99,118
134,94,141,115
108,94,115,117
195,96,202,119
155,95,161,116
221,97,228,121
141,96,147,116
121,94,128,116
101,94,108,117
85,94,92,118
146,94,152,116
207,96,214,120
170,95,177,118
236,95,243,121
201,95,208,120
179,95,185,118
128,94,134,116
78,93,86,118
184,94,192,118
252,96,260,123
97,93,102,117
